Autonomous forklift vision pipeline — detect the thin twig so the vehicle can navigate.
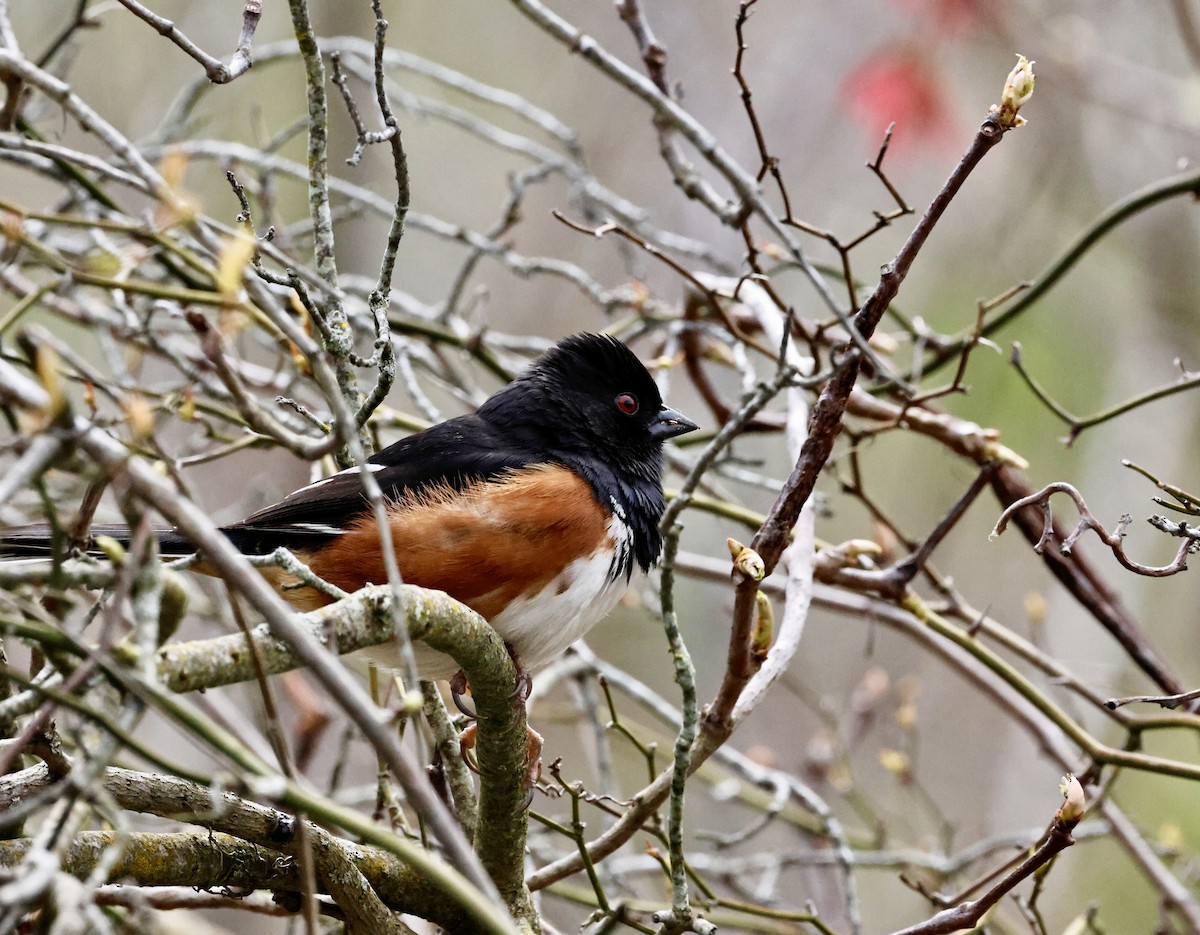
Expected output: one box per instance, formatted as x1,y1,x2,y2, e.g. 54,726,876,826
926,168,1200,375
1105,687,1200,711
1012,340,1200,445
991,481,1194,578
114,0,261,84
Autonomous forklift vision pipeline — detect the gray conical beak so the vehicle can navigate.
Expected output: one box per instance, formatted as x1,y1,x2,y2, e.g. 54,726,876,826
650,406,699,441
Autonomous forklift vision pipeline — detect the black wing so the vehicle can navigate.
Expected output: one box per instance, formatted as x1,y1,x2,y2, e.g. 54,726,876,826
220,412,543,554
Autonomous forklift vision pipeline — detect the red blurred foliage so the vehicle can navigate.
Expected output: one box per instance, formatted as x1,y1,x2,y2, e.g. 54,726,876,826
841,49,956,157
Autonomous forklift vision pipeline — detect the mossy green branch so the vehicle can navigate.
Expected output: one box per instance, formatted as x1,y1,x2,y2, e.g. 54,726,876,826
155,583,532,919
0,826,492,932
0,831,303,891
155,584,478,691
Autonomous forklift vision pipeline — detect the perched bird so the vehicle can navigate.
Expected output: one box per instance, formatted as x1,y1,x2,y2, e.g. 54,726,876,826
2,333,698,681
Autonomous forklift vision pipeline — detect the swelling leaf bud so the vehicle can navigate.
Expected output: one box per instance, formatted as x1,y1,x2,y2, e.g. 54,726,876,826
94,535,127,565
726,536,765,581
751,591,773,660
1057,773,1086,824
994,54,1035,129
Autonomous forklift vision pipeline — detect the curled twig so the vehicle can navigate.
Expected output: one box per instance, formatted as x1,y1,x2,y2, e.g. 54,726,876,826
991,481,1194,577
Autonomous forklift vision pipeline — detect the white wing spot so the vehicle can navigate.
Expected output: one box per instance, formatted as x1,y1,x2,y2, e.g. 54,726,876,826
290,523,345,536
293,462,384,495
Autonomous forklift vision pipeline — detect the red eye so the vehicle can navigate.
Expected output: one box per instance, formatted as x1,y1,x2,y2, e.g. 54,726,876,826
614,393,639,415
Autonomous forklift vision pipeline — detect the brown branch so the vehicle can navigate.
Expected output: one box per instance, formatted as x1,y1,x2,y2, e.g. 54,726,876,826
704,111,1012,739
988,478,1189,696
923,168,1200,377
680,291,789,433
733,2,786,194
903,289,1006,405
731,0,911,318
888,772,1084,935
842,383,1183,693
992,481,1194,578
845,387,1185,695
890,826,1074,934
183,310,339,459
836,461,1001,600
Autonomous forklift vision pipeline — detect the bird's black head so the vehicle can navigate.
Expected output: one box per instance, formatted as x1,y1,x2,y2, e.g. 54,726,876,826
482,333,696,470
478,333,698,570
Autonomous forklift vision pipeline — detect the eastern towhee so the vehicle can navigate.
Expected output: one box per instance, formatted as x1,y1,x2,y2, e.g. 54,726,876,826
2,333,698,681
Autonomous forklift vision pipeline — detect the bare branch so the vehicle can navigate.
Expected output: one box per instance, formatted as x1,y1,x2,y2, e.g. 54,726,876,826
886,778,1084,935
991,481,1194,578
114,0,261,84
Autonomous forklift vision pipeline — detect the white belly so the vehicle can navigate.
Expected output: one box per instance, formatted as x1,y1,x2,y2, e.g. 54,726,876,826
353,514,634,683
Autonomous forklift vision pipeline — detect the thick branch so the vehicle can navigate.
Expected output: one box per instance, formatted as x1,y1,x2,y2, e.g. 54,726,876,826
156,585,489,692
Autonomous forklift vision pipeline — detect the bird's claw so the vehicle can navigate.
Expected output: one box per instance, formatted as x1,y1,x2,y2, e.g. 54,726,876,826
504,642,533,704
456,722,542,807
449,669,477,718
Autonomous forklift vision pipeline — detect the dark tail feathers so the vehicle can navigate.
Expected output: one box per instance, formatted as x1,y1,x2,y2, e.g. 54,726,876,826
0,523,197,558
1,523,342,559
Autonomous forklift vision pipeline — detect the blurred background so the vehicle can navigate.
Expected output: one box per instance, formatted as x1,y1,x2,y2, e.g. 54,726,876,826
3,1,1200,932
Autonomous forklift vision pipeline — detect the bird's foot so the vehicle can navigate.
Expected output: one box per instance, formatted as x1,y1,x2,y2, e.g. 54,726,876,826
455,718,543,808
458,722,480,774
449,653,538,805
449,652,528,714
458,721,542,807
524,725,544,800
449,669,477,718
504,642,533,704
